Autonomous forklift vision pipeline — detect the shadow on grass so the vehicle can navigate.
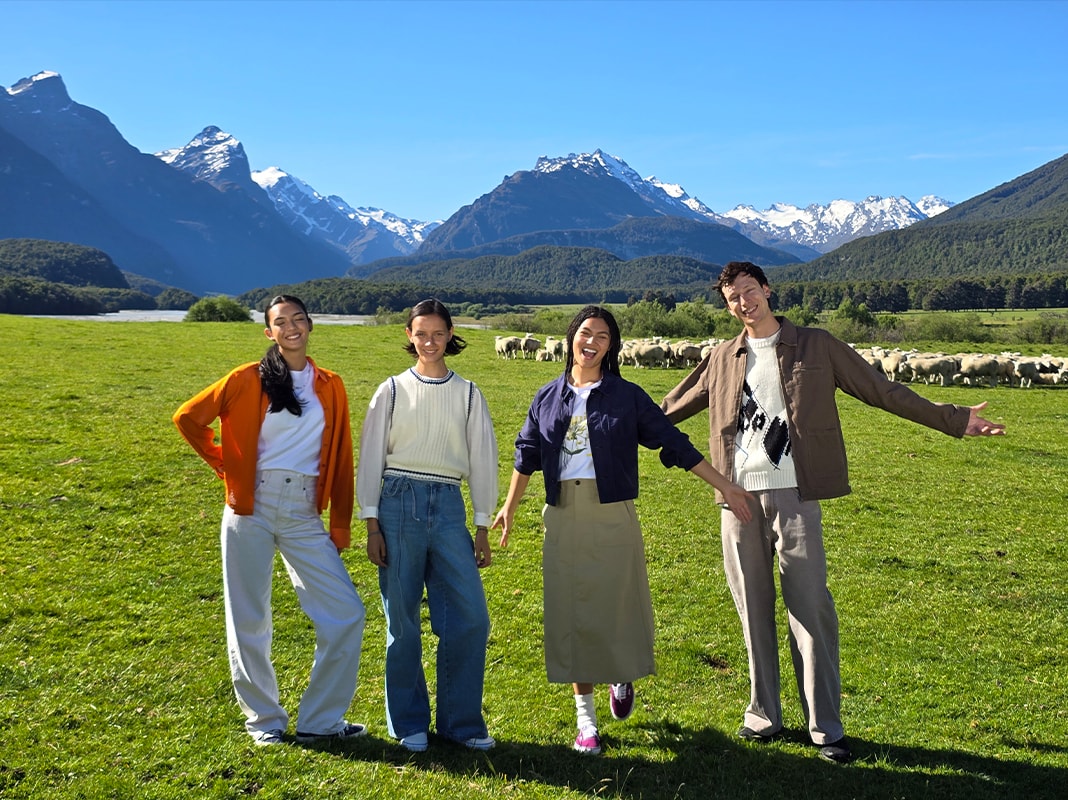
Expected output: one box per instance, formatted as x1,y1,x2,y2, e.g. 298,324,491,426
302,721,1068,800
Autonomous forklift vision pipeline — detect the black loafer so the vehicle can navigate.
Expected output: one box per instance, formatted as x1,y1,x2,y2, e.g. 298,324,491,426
737,725,780,742
818,738,853,763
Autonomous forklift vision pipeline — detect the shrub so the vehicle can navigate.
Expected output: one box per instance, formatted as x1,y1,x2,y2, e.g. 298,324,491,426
1009,312,1068,345
184,296,252,322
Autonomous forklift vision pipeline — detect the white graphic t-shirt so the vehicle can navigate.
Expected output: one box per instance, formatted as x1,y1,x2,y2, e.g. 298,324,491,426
559,380,600,480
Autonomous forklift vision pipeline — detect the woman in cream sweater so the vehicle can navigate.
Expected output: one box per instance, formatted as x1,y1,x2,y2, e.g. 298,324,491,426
357,298,498,753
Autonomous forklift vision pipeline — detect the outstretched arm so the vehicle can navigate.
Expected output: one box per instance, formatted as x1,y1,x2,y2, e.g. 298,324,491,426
964,402,1006,436
689,459,756,524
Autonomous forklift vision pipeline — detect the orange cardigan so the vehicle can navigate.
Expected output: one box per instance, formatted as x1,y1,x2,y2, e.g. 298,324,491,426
173,358,354,549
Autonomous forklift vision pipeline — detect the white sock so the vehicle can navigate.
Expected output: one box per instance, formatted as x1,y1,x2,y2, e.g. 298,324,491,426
575,692,597,732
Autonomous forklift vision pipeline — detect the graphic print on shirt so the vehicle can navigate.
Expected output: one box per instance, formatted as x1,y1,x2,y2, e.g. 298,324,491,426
561,413,590,473
737,379,791,468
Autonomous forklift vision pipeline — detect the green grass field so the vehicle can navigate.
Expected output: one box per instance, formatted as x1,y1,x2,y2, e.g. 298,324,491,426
1,315,1066,799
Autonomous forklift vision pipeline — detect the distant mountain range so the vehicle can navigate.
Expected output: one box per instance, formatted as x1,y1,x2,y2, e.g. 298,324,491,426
721,194,952,254
249,166,440,273
0,72,352,295
411,150,951,266
8,69,1067,298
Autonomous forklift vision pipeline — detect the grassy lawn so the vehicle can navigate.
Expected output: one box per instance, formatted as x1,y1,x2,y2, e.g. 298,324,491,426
1,315,1065,799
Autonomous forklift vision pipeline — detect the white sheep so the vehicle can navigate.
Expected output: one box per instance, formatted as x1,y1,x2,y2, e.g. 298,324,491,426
494,335,522,359
632,342,668,368
908,355,959,387
956,355,1001,388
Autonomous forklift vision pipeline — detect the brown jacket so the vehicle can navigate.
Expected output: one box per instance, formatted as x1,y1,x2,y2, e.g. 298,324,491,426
661,318,970,502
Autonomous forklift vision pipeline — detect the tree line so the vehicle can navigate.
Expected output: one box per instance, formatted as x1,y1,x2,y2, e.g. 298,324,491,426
498,297,1068,347
772,271,1068,313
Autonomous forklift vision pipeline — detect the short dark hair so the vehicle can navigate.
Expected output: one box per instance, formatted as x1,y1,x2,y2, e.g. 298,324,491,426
564,305,622,376
404,298,466,357
715,261,769,299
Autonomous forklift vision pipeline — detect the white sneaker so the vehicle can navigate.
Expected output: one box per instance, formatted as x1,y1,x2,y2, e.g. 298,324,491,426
400,731,429,752
295,722,367,743
252,728,285,746
462,735,496,750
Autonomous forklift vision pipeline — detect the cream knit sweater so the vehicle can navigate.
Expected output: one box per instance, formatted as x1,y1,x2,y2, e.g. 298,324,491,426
356,368,499,526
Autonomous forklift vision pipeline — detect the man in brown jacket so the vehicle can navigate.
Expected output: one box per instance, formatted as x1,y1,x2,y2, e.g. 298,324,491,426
661,262,1004,763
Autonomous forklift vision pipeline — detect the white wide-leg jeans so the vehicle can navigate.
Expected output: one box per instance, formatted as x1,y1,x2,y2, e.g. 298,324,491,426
220,469,366,737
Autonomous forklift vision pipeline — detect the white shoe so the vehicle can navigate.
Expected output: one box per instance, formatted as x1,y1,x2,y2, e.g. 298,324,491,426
295,721,367,743
462,735,495,750
400,731,429,752
252,728,285,746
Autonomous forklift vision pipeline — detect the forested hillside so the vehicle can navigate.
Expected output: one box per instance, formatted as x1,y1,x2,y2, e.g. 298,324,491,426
364,245,725,296
356,217,797,276
0,239,129,287
777,152,1068,282
0,238,157,314
773,215,1068,281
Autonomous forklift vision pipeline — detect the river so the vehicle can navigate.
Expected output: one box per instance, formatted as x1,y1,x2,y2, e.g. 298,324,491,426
26,310,374,324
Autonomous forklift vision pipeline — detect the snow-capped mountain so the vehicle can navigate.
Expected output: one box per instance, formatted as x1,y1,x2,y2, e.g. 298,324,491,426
154,126,438,270
916,195,953,217
530,150,951,258
534,150,727,224
156,126,262,196
1,72,351,294
722,195,955,254
251,167,440,272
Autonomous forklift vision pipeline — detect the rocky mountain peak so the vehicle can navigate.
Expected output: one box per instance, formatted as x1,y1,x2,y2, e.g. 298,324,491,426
156,125,253,189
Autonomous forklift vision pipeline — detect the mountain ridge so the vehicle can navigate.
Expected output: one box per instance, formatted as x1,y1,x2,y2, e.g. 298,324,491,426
15,69,1068,299
773,152,1068,282
1,72,352,294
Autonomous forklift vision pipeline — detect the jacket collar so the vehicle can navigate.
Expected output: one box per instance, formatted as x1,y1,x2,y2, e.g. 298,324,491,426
729,316,797,358
306,356,332,384
553,369,622,397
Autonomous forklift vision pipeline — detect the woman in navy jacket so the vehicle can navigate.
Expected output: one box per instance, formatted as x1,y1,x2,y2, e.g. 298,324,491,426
492,305,753,755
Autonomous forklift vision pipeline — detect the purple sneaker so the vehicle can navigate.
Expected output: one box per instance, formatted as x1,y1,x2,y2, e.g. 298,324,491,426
609,682,635,721
574,726,602,754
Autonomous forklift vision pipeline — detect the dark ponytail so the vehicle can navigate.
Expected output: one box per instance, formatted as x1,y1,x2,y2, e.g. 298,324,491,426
260,344,302,415
259,294,310,415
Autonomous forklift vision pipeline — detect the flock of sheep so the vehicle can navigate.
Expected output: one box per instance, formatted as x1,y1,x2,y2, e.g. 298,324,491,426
495,334,1068,388
855,347,1068,388
494,334,712,369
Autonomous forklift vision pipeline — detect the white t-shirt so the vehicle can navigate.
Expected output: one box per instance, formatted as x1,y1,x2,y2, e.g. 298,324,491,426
257,362,324,476
559,380,600,481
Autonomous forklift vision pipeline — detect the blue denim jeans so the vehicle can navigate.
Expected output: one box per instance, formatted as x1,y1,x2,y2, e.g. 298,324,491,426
376,473,490,742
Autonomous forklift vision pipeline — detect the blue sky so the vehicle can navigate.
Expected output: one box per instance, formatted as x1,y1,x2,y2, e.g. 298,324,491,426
3,0,1066,221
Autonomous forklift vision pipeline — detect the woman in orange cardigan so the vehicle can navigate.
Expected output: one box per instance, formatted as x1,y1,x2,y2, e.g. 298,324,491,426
174,295,366,747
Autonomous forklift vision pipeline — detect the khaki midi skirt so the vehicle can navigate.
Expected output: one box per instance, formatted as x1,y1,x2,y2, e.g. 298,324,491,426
542,479,656,684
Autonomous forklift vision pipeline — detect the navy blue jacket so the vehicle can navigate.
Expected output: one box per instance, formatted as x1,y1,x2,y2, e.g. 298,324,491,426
513,371,704,506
